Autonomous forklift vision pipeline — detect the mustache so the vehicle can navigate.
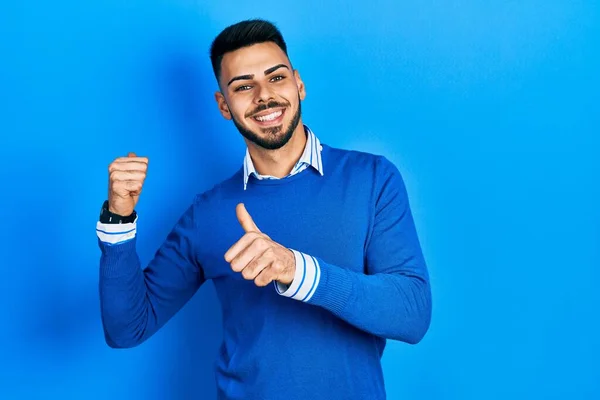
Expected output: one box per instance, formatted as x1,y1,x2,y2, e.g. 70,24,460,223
246,101,289,118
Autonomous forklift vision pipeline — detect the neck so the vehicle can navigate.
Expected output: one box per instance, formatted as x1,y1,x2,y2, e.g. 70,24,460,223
246,123,307,178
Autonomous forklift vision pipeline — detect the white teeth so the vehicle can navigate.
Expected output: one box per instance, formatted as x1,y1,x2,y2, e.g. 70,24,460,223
254,110,282,122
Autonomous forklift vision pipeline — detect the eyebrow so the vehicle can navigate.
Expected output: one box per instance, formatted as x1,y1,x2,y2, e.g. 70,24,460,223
227,64,290,87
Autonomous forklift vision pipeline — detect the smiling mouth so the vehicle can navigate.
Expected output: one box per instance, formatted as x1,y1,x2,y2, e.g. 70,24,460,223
252,109,285,125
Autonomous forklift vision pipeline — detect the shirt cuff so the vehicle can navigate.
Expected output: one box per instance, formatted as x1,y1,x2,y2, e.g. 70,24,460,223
96,217,137,245
274,249,321,302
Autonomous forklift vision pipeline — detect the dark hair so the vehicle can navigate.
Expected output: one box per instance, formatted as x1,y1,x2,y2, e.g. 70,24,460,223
210,19,289,84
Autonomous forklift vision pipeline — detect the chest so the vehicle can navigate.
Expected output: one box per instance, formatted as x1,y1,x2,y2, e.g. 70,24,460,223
196,179,373,281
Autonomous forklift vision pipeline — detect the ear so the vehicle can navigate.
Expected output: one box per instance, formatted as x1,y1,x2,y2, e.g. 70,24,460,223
214,91,232,120
294,70,306,101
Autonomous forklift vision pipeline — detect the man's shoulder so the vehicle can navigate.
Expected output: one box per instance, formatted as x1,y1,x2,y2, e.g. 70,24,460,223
323,144,408,204
322,143,399,176
191,167,244,206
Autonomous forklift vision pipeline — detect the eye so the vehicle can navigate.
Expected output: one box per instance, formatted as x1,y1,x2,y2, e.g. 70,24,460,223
235,85,252,92
270,75,285,82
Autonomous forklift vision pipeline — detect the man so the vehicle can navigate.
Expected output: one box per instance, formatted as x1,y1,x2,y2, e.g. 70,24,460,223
97,19,431,400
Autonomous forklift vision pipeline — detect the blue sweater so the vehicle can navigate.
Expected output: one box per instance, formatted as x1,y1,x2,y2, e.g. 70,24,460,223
98,143,432,399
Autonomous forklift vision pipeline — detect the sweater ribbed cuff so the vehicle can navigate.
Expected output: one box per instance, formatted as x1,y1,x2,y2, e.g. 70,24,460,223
305,258,354,315
98,237,139,279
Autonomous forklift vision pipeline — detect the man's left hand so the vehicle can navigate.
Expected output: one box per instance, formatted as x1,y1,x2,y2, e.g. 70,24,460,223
224,203,296,287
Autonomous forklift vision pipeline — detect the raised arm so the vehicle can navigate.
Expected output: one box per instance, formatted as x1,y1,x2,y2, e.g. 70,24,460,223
97,153,204,348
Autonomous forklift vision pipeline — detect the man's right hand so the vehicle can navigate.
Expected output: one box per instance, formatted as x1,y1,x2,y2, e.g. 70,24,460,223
108,152,148,217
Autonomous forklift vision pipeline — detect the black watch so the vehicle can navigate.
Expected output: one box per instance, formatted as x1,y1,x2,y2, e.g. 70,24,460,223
99,200,137,224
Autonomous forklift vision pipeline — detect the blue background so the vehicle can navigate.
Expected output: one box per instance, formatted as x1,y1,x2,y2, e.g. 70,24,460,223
1,1,598,399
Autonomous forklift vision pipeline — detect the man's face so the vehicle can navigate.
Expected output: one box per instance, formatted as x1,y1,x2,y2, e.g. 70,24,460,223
215,42,306,150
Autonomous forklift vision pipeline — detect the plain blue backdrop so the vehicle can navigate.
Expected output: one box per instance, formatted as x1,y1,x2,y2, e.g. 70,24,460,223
1,1,598,399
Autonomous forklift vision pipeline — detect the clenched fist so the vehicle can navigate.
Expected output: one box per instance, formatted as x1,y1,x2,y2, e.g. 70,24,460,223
108,152,148,216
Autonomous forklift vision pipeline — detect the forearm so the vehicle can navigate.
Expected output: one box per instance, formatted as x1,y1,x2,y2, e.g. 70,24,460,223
276,250,431,343
307,258,431,344
97,201,204,348
99,238,156,348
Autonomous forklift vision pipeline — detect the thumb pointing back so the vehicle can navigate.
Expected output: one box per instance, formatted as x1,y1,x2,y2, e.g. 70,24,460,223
236,203,261,233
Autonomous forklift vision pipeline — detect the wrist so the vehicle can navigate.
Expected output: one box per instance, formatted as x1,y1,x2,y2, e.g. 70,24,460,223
276,249,296,286
108,206,133,217
274,249,321,302
100,200,137,224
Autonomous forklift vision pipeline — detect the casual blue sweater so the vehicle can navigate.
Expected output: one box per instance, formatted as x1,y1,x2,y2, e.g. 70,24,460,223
98,143,431,400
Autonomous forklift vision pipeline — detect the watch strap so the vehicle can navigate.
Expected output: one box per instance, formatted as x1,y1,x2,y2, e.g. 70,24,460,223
99,200,137,224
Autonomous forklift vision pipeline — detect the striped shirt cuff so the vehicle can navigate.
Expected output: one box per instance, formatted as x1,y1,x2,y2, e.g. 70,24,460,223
96,218,137,245
275,249,321,302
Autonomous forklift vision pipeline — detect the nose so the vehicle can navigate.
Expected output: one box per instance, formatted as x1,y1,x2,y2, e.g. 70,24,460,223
254,83,275,104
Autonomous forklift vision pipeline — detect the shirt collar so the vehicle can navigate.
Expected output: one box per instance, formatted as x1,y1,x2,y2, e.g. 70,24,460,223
243,124,324,190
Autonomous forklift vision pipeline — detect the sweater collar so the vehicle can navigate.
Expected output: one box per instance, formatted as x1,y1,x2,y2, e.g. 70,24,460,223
243,124,324,190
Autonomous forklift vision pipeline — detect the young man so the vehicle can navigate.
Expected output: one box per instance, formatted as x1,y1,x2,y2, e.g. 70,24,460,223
97,19,431,400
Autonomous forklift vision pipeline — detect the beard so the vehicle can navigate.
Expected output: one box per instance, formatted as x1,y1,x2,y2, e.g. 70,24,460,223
230,98,302,151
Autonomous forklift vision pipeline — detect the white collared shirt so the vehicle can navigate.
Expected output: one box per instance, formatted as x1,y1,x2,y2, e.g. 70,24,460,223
243,124,324,190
